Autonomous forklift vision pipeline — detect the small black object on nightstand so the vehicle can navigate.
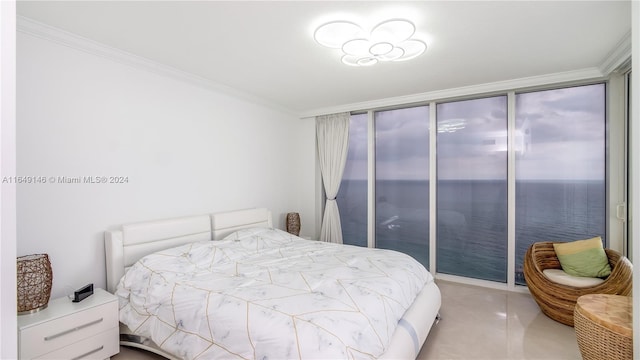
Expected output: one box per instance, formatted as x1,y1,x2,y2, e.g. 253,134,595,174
72,283,94,302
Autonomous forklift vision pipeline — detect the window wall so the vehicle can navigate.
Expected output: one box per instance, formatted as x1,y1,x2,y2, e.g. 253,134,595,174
338,113,368,247
337,83,608,287
375,106,430,267
514,84,606,284
436,96,508,282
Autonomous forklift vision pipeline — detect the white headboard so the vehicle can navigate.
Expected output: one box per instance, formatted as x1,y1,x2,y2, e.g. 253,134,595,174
211,207,272,239
105,208,272,293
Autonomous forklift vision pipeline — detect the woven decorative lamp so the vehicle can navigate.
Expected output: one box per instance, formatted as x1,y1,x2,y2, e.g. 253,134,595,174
286,212,301,236
17,254,53,315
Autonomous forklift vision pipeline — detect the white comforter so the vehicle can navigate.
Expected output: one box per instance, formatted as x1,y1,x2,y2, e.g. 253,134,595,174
117,228,432,360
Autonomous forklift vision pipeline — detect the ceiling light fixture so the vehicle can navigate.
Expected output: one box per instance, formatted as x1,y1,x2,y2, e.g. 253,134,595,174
314,18,427,66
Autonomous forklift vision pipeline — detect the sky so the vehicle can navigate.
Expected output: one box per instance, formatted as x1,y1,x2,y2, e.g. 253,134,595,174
342,83,605,181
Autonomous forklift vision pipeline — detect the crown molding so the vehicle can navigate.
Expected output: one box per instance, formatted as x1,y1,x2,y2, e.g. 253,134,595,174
299,67,605,118
17,16,298,117
599,30,632,76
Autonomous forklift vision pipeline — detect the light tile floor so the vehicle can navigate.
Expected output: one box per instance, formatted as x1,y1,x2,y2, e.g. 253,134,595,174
113,280,581,360
417,281,581,359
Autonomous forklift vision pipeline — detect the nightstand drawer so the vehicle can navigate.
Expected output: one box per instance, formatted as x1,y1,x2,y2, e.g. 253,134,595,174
20,300,118,359
34,327,119,360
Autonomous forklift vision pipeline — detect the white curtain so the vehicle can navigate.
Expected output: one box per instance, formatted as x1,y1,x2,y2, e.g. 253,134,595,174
316,112,350,243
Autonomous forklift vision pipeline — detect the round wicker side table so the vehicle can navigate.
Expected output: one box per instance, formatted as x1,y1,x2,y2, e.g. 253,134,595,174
574,294,632,360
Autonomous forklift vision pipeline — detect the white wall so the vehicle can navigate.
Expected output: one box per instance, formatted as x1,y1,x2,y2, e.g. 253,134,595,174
292,116,321,239
1,1,18,359
17,30,316,299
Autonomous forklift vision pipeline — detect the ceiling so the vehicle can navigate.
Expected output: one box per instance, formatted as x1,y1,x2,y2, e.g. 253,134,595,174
17,1,631,116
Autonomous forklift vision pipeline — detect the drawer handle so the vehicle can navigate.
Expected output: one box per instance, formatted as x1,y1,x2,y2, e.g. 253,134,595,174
44,318,103,341
71,345,104,360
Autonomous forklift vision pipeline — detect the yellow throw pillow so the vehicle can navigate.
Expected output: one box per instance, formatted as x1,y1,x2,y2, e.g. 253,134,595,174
553,237,612,278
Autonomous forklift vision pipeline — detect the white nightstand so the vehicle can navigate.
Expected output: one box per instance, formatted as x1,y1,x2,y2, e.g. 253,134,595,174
18,288,119,360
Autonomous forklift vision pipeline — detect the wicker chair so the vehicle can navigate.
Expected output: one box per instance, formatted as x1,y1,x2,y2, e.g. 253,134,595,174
523,241,632,327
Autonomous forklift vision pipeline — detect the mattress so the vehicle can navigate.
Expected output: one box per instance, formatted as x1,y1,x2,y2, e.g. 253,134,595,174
116,227,437,359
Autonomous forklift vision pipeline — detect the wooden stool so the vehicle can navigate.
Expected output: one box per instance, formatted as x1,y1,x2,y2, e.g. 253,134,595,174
574,294,632,360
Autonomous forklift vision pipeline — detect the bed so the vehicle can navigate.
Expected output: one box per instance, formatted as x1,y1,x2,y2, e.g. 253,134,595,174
105,208,441,359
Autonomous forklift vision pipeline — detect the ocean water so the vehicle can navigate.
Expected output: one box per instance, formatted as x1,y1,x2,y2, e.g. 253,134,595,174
337,179,606,284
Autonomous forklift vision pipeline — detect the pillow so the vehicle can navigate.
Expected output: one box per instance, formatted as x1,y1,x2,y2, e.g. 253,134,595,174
542,269,605,288
222,227,271,241
553,236,612,278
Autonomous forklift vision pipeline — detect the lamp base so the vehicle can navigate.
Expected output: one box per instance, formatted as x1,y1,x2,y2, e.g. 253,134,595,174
18,303,48,316
286,212,301,236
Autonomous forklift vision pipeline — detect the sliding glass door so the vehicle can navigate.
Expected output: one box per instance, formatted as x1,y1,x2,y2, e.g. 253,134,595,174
338,113,368,247
514,84,606,284
375,106,430,267
436,96,508,282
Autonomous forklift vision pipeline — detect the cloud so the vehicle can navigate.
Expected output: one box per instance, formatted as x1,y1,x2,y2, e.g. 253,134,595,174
342,84,605,181
345,113,368,161
375,106,430,161
540,85,605,114
516,84,605,144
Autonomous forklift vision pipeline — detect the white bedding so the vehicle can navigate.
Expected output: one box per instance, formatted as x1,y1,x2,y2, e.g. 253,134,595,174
117,228,434,359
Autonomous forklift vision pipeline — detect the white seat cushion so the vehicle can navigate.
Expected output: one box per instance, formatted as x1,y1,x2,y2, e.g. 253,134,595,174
542,269,605,288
